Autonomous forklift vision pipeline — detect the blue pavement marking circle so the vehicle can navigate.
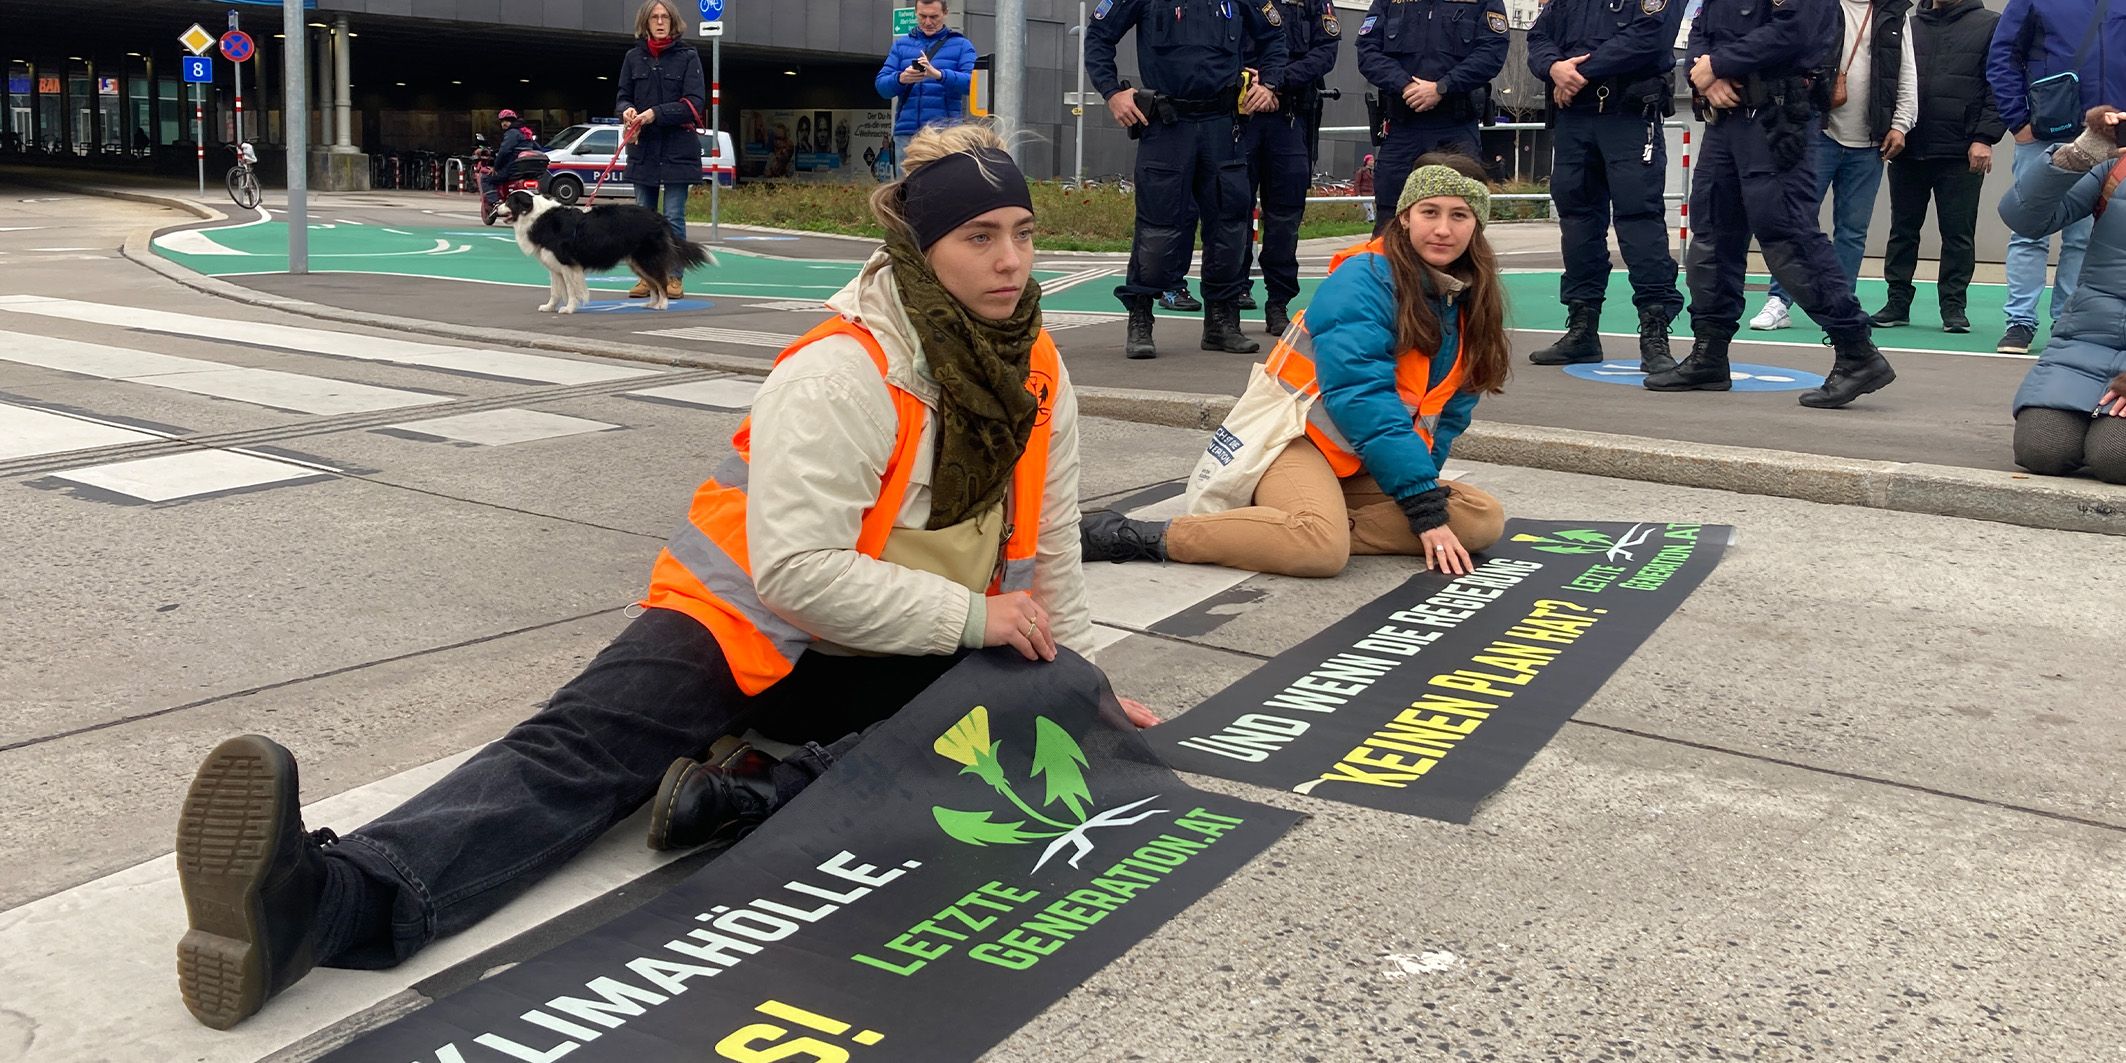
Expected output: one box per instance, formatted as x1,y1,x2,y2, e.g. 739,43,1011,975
566,298,715,313
1561,360,1825,392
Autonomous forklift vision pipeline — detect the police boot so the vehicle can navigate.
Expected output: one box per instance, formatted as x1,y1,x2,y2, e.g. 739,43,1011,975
1124,297,1157,360
1530,302,1605,365
1202,302,1261,354
176,735,332,1030
1237,291,1258,310
647,746,782,851
1264,301,1291,338
1799,335,1896,409
1637,308,1677,375
1643,335,1733,392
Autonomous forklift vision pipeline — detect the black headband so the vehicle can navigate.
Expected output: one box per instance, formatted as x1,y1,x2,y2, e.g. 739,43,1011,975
901,147,1035,251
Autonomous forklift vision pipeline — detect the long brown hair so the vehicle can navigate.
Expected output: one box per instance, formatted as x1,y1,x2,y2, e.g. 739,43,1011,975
1380,152,1510,395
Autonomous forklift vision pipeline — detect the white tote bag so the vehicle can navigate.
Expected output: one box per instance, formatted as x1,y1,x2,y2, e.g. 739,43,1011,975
1182,359,1317,515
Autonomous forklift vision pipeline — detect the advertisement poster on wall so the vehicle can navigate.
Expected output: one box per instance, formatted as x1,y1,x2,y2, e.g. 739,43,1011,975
741,108,895,182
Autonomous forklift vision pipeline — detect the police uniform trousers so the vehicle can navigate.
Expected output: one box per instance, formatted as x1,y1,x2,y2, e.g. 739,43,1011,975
1685,113,1868,340
1117,113,1254,305
1373,116,1481,226
1551,105,1682,316
1239,110,1314,307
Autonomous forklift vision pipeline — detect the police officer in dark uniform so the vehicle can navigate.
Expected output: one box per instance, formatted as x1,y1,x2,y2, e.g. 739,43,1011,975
1526,0,1687,373
1088,0,1290,360
1239,0,1343,337
1647,0,1894,408
1353,0,1509,230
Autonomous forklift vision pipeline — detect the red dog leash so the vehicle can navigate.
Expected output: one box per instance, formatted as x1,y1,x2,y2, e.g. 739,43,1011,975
585,122,637,205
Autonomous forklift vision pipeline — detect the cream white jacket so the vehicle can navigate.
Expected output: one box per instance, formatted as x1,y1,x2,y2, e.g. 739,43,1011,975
744,249,1095,660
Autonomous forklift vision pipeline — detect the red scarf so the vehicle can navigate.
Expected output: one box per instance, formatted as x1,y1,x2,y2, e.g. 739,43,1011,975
645,33,675,57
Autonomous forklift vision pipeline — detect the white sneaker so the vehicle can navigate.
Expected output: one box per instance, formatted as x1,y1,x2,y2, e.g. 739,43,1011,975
1749,297,1792,331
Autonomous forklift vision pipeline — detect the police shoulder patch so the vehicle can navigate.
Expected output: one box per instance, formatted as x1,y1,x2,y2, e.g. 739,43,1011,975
1262,1,1284,24
1770,0,1789,7
1323,9,1342,35
1641,0,1665,11
1487,9,1507,31
1094,0,1113,18
1358,12,1377,33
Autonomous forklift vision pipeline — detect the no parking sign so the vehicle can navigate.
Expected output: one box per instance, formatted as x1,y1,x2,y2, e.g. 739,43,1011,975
219,30,255,63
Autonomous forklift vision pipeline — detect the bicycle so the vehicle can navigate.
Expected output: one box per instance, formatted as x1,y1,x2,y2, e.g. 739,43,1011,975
225,142,261,209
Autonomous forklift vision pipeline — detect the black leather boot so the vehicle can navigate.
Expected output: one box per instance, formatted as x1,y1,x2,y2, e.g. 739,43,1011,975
1080,509,1167,563
647,746,782,851
1637,307,1676,375
1530,301,1605,365
1643,335,1733,391
1799,334,1896,409
1124,297,1157,360
1236,291,1258,310
1264,301,1291,338
176,735,331,1030
1202,301,1261,354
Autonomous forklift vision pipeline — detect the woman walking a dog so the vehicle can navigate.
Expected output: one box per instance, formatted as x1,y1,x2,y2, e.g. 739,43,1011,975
616,0,705,301
1081,153,1511,578
170,121,1158,1031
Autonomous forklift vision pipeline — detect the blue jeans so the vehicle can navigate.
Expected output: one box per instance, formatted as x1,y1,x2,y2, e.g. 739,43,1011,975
1766,133,1883,306
312,608,962,968
2004,137,2092,328
893,134,913,178
634,181,690,241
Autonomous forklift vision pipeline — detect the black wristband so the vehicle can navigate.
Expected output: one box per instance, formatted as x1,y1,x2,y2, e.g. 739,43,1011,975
1397,485,1451,536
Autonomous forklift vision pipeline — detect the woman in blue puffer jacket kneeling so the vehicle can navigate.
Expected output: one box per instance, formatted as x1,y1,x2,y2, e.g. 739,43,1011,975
1999,106,2126,483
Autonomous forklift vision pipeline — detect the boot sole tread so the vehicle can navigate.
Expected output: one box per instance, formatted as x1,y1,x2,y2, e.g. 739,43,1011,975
175,738,287,1029
646,755,698,851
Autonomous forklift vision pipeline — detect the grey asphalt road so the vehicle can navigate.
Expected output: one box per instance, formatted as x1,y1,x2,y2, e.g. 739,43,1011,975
1,190,2119,1062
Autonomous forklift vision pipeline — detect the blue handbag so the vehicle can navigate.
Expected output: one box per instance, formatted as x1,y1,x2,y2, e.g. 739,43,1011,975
2027,0,2112,141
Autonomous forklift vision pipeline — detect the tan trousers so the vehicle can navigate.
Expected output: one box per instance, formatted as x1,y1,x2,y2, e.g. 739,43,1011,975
1166,438,1505,578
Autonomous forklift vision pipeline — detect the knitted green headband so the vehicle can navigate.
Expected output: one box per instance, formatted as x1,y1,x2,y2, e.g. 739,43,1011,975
1395,165,1490,226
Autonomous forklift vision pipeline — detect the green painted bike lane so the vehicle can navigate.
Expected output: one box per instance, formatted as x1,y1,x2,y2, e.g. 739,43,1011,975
152,222,2043,358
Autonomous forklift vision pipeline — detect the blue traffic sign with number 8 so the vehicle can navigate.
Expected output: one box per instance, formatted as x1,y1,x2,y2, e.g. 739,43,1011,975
182,56,214,84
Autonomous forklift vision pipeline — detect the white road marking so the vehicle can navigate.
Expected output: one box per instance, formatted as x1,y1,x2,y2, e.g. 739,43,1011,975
385,408,620,446
0,297,661,386
625,378,761,409
0,331,451,416
636,326,800,348
150,229,248,255
27,246,102,252
49,450,332,502
0,749,693,1062
0,402,161,460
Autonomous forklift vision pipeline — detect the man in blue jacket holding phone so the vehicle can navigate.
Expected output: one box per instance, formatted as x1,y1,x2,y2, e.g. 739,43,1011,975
875,0,979,174
1985,0,2124,353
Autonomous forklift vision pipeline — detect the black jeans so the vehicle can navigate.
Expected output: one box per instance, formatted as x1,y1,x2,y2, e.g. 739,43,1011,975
314,607,962,968
1882,155,1984,315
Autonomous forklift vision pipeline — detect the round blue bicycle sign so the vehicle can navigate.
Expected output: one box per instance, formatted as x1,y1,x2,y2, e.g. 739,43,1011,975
1560,360,1825,392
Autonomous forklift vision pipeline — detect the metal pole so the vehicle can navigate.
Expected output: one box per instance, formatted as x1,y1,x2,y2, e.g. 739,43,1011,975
284,0,308,272
194,83,204,195
1073,0,1087,184
710,35,720,243
996,0,1023,150
231,12,244,145
333,14,351,149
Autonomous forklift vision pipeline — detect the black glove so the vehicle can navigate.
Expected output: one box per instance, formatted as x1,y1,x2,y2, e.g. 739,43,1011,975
1397,486,1451,537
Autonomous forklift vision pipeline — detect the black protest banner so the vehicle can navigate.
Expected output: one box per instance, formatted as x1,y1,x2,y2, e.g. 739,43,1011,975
322,649,1299,1063
1148,519,1729,822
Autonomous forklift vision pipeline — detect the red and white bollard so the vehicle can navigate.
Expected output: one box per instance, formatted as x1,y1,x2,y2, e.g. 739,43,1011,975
1678,127,1692,246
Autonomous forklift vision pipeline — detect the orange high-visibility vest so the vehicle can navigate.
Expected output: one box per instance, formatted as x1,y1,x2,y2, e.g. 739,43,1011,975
1266,236,1466,478
641,316,1060,694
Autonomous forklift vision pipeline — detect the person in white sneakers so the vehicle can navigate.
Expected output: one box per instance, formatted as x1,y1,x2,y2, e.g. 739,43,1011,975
1747,0,1917,332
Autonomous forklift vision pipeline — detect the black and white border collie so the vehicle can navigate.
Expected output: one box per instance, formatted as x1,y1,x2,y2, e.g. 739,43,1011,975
505,189,714,313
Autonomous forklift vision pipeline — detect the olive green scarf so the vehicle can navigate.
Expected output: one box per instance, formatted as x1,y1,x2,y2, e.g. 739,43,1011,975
884,239,1044,529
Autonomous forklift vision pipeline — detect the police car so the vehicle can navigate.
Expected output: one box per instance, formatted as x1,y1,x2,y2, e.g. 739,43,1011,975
541,117,736,205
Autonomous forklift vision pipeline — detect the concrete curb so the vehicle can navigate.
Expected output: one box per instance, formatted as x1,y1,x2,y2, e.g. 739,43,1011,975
104,187,2126,539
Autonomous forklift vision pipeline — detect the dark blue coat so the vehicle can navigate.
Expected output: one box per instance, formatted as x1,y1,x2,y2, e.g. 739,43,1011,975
1086,0,1290,102
1251,0,1343,93
1353,0,1511,99
1686,0,1835,82
874,28,979,136
615,40,706,187
1986,0,2126,139
1528,0,1685,85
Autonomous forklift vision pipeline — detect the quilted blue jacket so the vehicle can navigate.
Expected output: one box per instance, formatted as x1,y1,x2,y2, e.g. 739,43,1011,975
1999,148,2126,414
874,28,977,136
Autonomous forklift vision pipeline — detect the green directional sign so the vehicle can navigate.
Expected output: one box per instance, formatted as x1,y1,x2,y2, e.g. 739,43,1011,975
893,5,916,34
